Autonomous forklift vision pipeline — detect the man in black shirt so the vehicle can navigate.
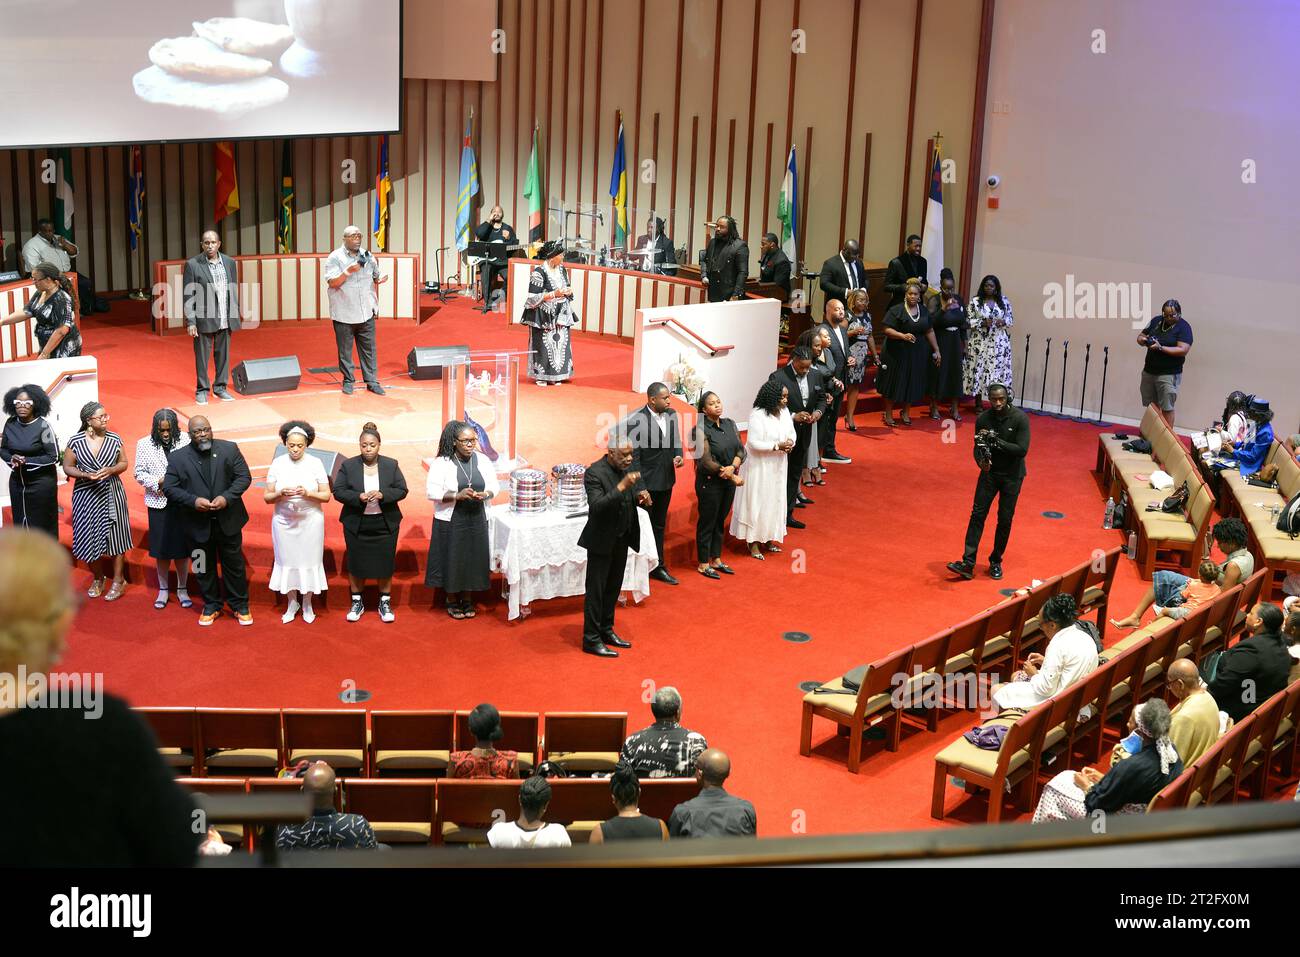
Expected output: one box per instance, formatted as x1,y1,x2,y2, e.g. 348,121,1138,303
620,686,708,777
947,383,1030,581
277,762,378,850
884,233,928,308
701,215,748,303
758,232,792,301
667,748,756,837
1208,603,1293,722
475,205,518,313
1137,298,1193,428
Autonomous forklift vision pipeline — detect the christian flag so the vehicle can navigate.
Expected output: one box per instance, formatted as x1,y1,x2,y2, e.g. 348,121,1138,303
455,119,479,252
776,146,797,262
214,141,239,222
522,124,544,245
372,135,393,251
54,148,75,241
127,146,144,251
920,144,944,286
608,118,627,248
278,140,294,253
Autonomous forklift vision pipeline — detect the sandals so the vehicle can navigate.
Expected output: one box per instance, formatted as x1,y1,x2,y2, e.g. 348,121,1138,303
749,547,765,561
459,600,477,619
177,591,194,609
87,577,106,599
104,580,126,602
899,414,912,426
767,543,783,553
447,603,467,620
881,414,895,428
154,591,170,610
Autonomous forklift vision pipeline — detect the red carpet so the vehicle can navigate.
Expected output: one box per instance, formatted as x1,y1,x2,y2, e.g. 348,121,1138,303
49,300,1296,835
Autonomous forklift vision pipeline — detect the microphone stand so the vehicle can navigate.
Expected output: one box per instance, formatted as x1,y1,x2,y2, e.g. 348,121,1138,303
1072,343,1092,422
1034,337,1051,416
1055,340,1070,417
1096,345,1112,427
1019,332,1031,404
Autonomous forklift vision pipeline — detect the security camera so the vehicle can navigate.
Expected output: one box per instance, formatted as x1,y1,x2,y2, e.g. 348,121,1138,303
986,174,1001,189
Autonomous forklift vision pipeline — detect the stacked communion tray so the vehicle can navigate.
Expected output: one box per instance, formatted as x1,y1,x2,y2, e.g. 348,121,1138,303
509,468,548,513
550,463,588,511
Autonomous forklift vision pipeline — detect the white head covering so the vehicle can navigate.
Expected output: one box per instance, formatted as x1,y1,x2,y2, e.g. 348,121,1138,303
1135,702,1179,775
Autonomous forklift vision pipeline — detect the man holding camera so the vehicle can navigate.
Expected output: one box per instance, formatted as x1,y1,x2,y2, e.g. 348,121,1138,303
324,225,389,395
946,383,1029,581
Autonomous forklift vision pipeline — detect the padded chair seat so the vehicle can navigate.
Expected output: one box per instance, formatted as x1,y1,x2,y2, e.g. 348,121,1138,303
546,750,621,771
1021,616,1042,640
441,823,492,844
1079,586,1106,608
1099,618,1176,660
206,748,279,767
933,723,1031,779
1245,509,1286,533
1234,489,1286,512
214,824,244,845
287,748,364,768
372,822,433,843
1138,514,1196,542
1098,436,1151,460
158,747,195,769
564,821,600,842
1259,537,1300,561
803,677,892,721
373,749,450,770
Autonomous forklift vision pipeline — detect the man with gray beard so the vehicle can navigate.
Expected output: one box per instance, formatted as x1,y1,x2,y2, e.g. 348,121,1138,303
163,416,253,626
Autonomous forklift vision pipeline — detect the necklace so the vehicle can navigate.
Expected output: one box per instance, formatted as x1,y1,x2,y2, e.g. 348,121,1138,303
905,304,920,321
456,453,477,489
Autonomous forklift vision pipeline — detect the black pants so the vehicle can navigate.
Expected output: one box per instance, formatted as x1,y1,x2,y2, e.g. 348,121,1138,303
76,272,97,314
962,470,1024,565
193,328,231,397
820,391,842,454
786,424,813,516
646,485,672,569
480,261,507,307
193,522,249,614
695,478,735,563
333,316,379,387
583,539,633,642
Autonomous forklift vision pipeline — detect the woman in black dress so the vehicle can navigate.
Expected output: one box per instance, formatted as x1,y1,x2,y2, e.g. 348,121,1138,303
0,263,82,359
878,279,941,427
588,765,669,843
0,384,60,537
926,268,967,421
425,421,499,620
692,391,745,579
334,422,408,624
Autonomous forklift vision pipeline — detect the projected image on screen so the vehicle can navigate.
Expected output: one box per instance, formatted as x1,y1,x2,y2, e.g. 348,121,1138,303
0,0,401,148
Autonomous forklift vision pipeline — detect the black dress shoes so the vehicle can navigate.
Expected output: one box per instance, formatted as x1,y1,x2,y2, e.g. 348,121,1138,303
946,560,975,580
988,563,1004,580
698,567,721,579
603,632,632,648
713,563,735,575
787,517,806,529
649,568,679,585
582,640,618,658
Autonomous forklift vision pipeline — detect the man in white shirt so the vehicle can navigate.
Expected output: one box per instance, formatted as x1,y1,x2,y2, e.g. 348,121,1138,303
486,775,571,849
323,225,389,395
22,218,99,315
992,594,1098,711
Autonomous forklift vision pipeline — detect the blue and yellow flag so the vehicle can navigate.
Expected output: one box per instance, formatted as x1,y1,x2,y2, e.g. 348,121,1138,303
127,146,144,251
608,117,627,248
372,135,393,251
455,119,479,251
278,140,294,253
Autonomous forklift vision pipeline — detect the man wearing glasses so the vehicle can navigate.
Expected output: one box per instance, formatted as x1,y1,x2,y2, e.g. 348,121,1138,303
182,230,241,406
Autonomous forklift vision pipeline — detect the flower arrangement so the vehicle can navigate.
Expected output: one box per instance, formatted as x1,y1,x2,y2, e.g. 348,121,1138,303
666,355,705,405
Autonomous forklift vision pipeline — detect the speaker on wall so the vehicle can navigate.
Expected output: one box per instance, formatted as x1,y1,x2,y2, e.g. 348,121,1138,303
407,345,470,380
270,444,343,487
232,356,302,396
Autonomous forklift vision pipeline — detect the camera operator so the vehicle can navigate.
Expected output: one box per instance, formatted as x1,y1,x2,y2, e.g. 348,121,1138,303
324,225,390,396
946,383,1029,581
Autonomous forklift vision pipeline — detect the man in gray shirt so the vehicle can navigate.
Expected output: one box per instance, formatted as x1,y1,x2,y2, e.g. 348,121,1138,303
324,225,389,395
667,748,757,838
182,230,241,405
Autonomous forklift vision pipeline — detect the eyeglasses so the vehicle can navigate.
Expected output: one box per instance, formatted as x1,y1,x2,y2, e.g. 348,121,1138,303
455,436,477,444
14,399,34,406
88,412,110,422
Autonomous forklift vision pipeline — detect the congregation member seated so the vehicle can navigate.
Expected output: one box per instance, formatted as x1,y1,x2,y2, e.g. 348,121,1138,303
620,687,708,778
1217,390,1253,447
277,761,377,850
1032,699,1182,823
1153,560,1221,621
1228,398,1275,477
487,775,572,849
1207,603,1293,722
0,528,201,866
448,703,519,779
1283,611,1300,683
1132,659,1223,768
990,594,1098,712
668,749,756,838
1110,518,1253,631
589,764,670,843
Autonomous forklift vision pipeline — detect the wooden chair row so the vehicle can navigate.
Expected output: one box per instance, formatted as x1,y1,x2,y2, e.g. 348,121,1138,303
180,776,701,848
799,548,1122,774
1215,440,1300,600
139,708,629,779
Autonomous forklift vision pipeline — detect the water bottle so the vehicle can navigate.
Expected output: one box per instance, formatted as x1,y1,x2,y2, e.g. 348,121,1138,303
1103,496,1115,529
1127,530,1137,560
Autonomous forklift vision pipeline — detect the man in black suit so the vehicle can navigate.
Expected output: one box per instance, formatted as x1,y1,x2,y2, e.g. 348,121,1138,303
162,415,252,626
818,239,865,311
701,215,748,303
475,205,518,312
626,383,684,586
578,431,649,658
182,230,241,405
816,298,853,464
771,347,825,529
758,232,792,302
885,234,928,309
634,216,678,275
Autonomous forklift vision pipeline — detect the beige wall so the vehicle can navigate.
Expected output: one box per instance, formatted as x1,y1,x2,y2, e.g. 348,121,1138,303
1,0,983,318
970,0,1300,429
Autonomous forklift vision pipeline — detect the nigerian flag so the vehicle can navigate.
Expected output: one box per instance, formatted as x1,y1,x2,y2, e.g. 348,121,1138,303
776,147,797,262
54,148,75,240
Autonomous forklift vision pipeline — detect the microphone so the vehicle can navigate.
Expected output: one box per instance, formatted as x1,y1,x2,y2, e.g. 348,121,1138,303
596,209,605,225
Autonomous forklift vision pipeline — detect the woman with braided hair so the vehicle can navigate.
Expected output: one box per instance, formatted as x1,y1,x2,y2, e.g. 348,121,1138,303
63,402,131,601
264,420,331,624
730,378,797,561
425,420,499,619
990,593,1098,712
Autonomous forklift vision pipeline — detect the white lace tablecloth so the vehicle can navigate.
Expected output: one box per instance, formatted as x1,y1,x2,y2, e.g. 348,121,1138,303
490,506,659,620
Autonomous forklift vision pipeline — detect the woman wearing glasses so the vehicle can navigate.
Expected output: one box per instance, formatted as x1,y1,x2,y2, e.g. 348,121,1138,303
0,384,61,538
425,421,499,619
0,262,82,359
62,402,132,600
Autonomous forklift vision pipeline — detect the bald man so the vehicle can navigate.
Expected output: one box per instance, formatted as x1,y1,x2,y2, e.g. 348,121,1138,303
183,230,242,405
819,239,865,311
1114,660,1222,769
276,762,378,850
667,748,756,837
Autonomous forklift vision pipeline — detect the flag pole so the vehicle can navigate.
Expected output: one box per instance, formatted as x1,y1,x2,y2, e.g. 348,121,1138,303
129,147,148,300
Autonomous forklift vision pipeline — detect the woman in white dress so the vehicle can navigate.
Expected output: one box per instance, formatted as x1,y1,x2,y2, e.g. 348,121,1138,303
263,420,330,623
520,240,578,386
990,593,1098,712
730,379,797,561
963,274,1014,411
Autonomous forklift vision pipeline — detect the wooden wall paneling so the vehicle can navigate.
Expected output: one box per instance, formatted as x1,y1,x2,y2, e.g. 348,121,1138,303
704,0,724,223
420,82,430,268
27,151,39,247
78,149,95,286
649,112,659,213
102,148,116,290
510,0,522,231
560,0,572,206
630,0,647,221
667,0,684,241
686,116,698,260
959,0,995,302
898,0,924,249
724,119,736,216
783,0,800,160
799,126,812,264
858,131,872,243
918,135,935,235
741,0,763,241
3,153,16,271
590,0,605,229
761,122,773,239
437,85,446,267
838,0,863,245
574,0,588,239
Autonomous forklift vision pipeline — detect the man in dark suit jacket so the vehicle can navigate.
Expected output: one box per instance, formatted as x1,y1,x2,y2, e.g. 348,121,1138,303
626,383,684,586
884,234,929,308
701,215,748,303
183,230,242,405
818,239,866,311
816,299,854,464
771,347,825,529
1208,604,1294,722
758,232,792,302
634,217,678,276
474,205,518,312
577,432,648,658
162,416,252,625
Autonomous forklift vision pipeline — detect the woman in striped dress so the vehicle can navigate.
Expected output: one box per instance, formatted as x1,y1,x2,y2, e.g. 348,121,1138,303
62,402,132,600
